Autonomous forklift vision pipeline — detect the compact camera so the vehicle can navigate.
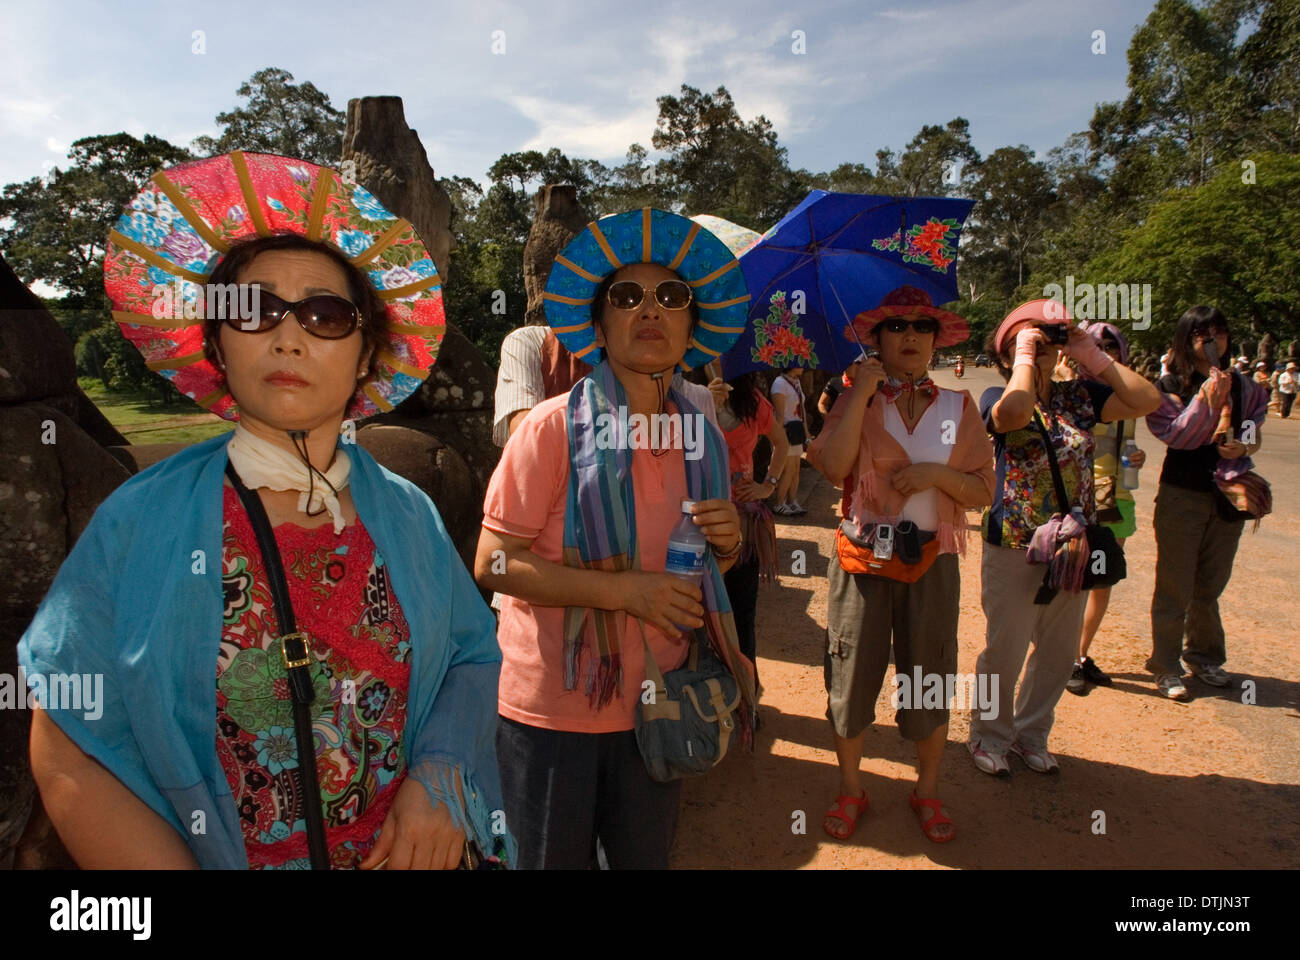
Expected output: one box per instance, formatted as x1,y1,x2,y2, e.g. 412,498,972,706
1041,323,1069,345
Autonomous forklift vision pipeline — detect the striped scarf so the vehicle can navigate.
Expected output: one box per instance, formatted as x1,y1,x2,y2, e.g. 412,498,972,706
562,361,757,730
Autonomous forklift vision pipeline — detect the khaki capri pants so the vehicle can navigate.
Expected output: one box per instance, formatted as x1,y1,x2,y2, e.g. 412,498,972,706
824,551,960,741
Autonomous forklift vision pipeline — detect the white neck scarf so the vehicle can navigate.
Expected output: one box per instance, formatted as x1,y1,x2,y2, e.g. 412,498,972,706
226,424,351,534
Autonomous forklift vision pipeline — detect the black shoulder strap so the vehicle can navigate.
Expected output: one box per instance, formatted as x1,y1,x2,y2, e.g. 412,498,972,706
224,462,331,870
1031,410,1075,516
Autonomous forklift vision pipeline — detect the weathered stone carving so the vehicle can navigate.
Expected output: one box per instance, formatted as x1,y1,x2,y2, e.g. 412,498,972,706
523,185,590,326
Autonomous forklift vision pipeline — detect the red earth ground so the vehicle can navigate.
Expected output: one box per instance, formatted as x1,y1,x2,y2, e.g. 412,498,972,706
671,366,1300,869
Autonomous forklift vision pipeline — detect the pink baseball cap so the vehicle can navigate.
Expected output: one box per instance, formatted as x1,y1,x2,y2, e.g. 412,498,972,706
993,298,1070,356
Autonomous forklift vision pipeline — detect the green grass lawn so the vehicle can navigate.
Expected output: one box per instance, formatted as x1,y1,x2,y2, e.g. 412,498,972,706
79,378,233,446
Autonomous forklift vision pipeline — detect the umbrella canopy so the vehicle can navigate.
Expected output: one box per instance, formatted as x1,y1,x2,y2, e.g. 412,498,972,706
720,191,975,376
689,214,762,258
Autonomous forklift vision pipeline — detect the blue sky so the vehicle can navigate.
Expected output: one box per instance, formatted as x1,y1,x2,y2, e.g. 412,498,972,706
1,0,1155,193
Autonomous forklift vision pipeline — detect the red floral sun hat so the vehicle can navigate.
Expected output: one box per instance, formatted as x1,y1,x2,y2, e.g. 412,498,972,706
103,150,445,421
847,285,970,348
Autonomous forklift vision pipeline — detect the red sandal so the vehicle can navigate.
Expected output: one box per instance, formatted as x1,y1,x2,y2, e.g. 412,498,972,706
909,790,955,843
823,791,869,840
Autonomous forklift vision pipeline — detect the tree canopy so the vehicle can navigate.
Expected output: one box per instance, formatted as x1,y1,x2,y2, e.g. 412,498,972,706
3,0,1299,392
191,67,344,165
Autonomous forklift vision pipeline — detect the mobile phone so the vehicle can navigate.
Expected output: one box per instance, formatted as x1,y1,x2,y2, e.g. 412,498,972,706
1203,337,1221,369
873,523,894,560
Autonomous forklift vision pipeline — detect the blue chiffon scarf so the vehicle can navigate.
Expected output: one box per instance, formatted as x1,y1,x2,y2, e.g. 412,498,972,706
18,432,514,868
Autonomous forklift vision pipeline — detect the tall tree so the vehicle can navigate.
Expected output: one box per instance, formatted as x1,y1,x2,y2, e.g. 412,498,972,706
1233,0,1300,154
962,146,1058,293
587,144,672,215
0,133,193,396
872,118,981,197
0,133,191,305
651,84,801,228
1088,0,1241,207
191,67,344,165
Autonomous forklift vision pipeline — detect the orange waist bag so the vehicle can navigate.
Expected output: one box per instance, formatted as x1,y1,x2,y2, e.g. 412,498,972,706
835,526,940,583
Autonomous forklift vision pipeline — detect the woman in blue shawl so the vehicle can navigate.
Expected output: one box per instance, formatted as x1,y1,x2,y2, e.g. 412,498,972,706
20,151,510,869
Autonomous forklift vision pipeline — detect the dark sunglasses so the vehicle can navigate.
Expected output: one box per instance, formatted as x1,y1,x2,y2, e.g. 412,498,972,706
1193,324,1227,341
222,290,361,340
880,316,940,336
606,279,693,311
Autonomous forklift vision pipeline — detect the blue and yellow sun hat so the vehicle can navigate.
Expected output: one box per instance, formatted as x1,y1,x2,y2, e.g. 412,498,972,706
542,207,750,371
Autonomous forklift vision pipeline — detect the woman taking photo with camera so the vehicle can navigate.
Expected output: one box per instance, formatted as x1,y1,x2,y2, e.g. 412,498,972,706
808,286,993,844
969,300,1160,778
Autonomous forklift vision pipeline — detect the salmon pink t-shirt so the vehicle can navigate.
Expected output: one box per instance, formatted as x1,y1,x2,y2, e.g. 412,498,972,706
483,391,718,733
722,390,774,482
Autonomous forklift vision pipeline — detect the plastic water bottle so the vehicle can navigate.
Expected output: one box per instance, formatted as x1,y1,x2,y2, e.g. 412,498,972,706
1121,439,1140,490
664,500,707,585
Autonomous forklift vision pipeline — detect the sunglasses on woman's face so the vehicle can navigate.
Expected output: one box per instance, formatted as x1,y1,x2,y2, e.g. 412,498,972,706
1194,325,1227,342
880,316,940,336
606,279,693,311
223,290,361,339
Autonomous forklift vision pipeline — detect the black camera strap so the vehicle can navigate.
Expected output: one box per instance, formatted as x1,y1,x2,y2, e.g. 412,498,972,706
224,462,331,870
1031,409,1076,516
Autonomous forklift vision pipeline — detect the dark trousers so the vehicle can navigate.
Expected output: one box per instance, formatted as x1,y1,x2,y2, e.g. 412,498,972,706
496,715,683,869
724,553,760,687
1281,391,1296,419
1148,483,1244,675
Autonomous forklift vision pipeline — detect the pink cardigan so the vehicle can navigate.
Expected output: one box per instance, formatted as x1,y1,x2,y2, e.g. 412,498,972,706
810,385,995,555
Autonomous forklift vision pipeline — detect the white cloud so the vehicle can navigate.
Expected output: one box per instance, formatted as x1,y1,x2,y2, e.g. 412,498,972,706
0,96,62,138
508,95,658,160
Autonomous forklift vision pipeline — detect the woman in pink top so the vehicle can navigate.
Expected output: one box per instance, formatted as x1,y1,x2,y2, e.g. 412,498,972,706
704,370,789,695
808,286,994,844
474,208,753,868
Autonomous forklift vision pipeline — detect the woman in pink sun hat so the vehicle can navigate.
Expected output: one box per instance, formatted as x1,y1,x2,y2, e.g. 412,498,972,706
808,285,993,844
20,151,511,870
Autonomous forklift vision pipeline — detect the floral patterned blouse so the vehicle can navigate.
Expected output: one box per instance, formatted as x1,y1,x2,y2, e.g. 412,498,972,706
217,486,411,869
979,380,1113,550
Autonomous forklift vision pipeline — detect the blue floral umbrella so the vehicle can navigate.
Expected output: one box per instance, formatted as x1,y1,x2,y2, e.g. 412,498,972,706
719,191,975,376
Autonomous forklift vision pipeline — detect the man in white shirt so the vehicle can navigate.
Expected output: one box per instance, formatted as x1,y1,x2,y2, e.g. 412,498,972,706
493,326,549,447
1278,361,1298,419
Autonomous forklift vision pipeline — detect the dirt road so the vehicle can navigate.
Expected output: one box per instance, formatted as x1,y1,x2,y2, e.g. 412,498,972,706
672,367,1300,869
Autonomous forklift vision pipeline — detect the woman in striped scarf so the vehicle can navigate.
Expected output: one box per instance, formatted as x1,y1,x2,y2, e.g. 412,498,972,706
475,209,755,869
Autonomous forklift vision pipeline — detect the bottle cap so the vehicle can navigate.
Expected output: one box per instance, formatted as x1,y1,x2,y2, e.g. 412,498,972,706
680,499,696,514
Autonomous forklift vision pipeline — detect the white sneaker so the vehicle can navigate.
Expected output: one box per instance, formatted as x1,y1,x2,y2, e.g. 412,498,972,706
1157,674,1191,701
1187,662,1230,687
967,739,1010,777
1010,741,1059,774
